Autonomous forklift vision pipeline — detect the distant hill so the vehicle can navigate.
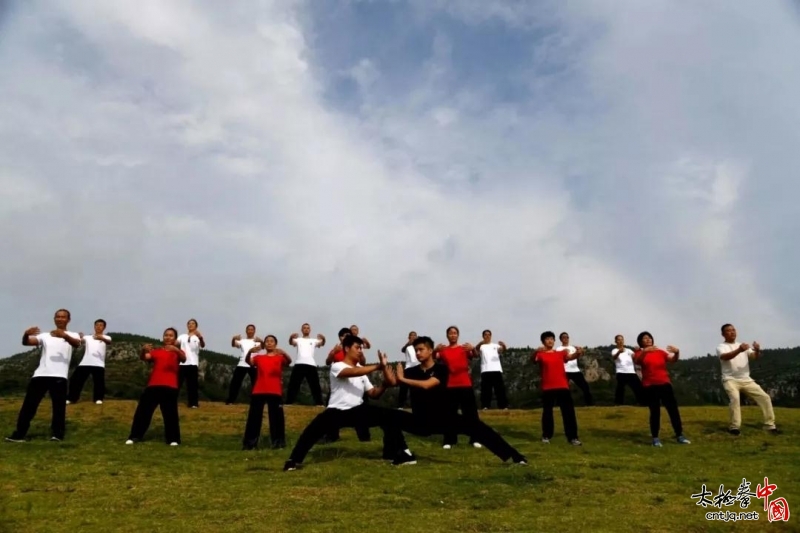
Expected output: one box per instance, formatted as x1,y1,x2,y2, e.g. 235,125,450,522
1,334,798,407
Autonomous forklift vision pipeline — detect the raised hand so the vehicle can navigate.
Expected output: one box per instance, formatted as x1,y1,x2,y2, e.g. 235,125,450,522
377,350,388,368
50,329,65,338
435,343,446,352
233,334,242,341
194,331,203,339
499,341,507,350
25,326,41,336
290,333,299,340
462,342,474,351
79,332,84,338
317,334,324,341
143,343,153,352
396,362,404,379
739,342,751,352
752,341,760,351
665,345,680,354
254,336,263,343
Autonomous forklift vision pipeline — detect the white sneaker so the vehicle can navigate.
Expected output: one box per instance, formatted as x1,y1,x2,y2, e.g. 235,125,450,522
473,442,483,449
66,400,71,405
442,444,452,450
170,442,179,446
95,400,103,405
125,440,134,445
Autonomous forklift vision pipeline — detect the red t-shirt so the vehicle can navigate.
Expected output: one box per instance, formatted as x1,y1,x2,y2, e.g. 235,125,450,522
636,349,671,386
147,349,182,388
251,353,289,395
331,350,345,363
535,350,569,391
438,346,472,388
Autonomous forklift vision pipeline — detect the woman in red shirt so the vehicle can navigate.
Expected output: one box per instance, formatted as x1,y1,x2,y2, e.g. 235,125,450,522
243,335,292,450
633,331,691,447
434,326,478,449
125,328,186,446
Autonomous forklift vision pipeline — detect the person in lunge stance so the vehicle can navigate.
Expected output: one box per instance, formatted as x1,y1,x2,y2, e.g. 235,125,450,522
474,329,509,410
633,331,691,447
177,319,204,408
67,319,112,405
397,331,419,408
434,326,480,449
556,332,594,406
283,335,415,471
324,327,370,442
384,336,528,465
611,334,643,406
243,335,292,449
532,332,583,446
6,309,81,443
126,328,185,446
227,324,261,404
717,324,778,435
286,323,326,405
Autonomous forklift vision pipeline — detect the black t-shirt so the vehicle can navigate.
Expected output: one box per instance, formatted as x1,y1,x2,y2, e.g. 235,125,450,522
405,363,449,424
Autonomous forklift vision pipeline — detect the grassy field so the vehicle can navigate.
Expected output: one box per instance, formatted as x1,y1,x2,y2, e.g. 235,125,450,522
0,399,797,533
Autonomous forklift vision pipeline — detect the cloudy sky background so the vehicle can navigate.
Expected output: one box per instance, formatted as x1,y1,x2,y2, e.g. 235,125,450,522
1,0,799,363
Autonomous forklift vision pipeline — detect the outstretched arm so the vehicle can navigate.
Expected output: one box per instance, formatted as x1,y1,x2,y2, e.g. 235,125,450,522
718,343,750,361
51,329,81,348
316,334,326,347
335,363,382,378
288,333,299,347
163,344,187,363
22,327,41,346
665,345,680,363
395,364,441,390
231,334,241,348
140,344,153,362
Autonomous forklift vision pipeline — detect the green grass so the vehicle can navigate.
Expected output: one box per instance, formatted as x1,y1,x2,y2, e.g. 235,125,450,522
1,400,798,533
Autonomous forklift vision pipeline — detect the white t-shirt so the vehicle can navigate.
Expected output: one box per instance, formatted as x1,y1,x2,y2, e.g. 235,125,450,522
31,332,81,379
611,347,636,374
328,362,373,410
79,335,112,367
479,343,503,373
717,342,755,381
404,345,420,368
557,345,579,372
236,338,260,368
294,337,321,366
177,334,201,366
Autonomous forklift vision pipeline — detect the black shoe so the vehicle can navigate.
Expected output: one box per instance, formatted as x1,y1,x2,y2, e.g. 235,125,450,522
271,441,286,449
512,455,528,466
5,434,26,443
768,427,780,435
242,444,255,451
391,451,417,466
728,428,741,436
283,460,299,471
50,436,63,442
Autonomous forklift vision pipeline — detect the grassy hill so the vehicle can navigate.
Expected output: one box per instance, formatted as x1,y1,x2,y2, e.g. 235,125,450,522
1,335,799,408
0,401,798,532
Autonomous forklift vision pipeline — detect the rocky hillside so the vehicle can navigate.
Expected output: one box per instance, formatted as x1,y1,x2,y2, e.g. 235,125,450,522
1,334,798,408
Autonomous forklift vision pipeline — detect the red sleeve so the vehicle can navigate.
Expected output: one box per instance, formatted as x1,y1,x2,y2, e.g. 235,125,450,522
633,350,643,364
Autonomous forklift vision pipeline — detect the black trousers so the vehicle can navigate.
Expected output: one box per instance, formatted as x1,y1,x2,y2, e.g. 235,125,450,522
243,394,285,449
178,365,199,407
615,373,644,405
289,404,408,464
566,371,594,406
399,411,524,462
227,367,256,404
443,387,479,445
480,371,509,409
541,389,579,441
12,377,68,439
128,386,181,444
68,366,105,403
644,384,683,438
286,364,323,405
398,383,410,407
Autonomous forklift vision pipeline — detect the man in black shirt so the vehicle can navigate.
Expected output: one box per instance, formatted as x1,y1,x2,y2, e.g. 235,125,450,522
385,336,527,465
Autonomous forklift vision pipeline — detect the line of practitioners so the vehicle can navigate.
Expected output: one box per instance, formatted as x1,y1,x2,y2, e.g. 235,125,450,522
4,311,779,461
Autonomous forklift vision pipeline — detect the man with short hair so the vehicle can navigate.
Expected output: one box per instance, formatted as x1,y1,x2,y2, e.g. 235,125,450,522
286,323,326,405
6,309,81,442
611,334,643,406
534,332,583,446
556,332,594,406
67,319,112,405
283,336,415,471
717,324,778,435
474,329,509,410
227,324,261,405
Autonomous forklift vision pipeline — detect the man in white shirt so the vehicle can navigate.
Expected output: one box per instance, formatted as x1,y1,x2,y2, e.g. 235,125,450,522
474,329,509,410
177,318,205,408
557,332,594,406
227,324,262,405
611,334,643,406
67,319,112,405
6,309,81,442
283,335,415,471
716,323,778,435
286,323,326,406
397,331,419,408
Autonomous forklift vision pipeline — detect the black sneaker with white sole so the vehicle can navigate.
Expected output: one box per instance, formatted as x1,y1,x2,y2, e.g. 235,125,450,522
728,428,741,436
5,434,26,443
283,460,300,471
391,451,417,466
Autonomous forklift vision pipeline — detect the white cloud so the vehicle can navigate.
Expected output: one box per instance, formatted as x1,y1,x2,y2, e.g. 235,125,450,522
0,0,798,364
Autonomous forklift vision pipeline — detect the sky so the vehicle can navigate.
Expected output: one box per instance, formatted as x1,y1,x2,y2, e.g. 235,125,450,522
1,0,799,364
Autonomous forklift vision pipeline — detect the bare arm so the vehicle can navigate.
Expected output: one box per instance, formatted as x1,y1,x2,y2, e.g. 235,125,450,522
231,334,241,348
498,341,507,353
361,337,372,349
140,344,153,361
666,345,680,363
22,327,40,346
52,330,81,348
335,363,382,378
565,347,583,361
196,333,206,349
325,344,341,365
316,334,326,347
719,344,749,361
289,333,299,346
163,344,187,363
